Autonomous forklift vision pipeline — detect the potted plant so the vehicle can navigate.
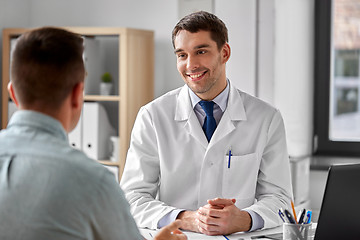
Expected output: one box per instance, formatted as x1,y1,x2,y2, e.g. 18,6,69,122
100,72,113,95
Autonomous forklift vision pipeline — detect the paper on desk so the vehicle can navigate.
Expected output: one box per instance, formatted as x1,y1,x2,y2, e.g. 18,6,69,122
139,228,225,240
139,226,284,240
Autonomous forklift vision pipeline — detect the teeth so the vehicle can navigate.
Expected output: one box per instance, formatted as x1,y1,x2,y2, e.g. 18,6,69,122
189,73,203,78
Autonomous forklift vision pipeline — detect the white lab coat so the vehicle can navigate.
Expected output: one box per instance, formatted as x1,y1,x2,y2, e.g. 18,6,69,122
120,83,293,230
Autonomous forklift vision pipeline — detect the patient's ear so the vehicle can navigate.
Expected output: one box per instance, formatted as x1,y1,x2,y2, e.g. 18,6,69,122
71,82,84,110
7,82,19,107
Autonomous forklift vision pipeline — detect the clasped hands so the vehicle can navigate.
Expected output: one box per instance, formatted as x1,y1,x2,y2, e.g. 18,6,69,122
177,198,252,236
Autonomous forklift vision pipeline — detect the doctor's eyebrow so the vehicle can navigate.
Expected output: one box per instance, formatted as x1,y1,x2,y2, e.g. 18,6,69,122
174,48,183,54
194,44,210,49
174,44,211,54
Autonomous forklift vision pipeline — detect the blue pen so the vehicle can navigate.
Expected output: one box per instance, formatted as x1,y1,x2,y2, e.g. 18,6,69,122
223,235,230,240
228,148,232,168
278,209,285,222
304,211,312,224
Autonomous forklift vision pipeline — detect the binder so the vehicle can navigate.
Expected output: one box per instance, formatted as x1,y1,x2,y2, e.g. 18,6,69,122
82,102,116,160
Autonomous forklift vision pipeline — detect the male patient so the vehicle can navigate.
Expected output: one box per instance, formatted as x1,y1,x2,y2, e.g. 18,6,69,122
120,11,293,236
0,27,186,240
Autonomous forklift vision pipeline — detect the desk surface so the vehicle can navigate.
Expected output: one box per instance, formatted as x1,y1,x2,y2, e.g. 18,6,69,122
140,223,317,240
140,225,283,240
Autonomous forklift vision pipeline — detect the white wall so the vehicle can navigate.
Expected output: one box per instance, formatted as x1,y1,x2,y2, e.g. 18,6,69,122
257,0,275,104
257,0,314,157
215,0,257,95
274,0,314,157
0,0,30,27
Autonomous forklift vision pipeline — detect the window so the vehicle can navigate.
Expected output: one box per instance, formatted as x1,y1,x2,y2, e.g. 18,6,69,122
314,0,360,155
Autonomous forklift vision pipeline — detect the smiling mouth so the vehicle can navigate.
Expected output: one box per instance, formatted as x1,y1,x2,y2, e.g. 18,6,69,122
187,71,207,80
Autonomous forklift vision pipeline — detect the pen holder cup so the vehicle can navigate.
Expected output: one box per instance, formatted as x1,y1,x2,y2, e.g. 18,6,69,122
283,223,313,240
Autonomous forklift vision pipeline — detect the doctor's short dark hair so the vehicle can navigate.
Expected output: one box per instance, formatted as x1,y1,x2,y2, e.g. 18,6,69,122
172,11,229,50
11,27,85,108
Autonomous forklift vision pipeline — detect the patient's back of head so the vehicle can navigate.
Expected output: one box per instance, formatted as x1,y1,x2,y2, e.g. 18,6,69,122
11,27,85,109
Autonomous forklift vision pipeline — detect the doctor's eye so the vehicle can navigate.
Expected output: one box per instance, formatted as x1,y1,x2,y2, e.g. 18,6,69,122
177,53,187,59
197,50,207,55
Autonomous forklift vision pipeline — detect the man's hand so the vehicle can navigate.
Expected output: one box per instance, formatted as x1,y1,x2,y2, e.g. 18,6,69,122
176,210,200,232
153,220,187,240
196,198,252,235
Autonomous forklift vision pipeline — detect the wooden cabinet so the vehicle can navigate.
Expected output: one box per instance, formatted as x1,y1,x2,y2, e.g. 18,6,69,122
1,27,154,180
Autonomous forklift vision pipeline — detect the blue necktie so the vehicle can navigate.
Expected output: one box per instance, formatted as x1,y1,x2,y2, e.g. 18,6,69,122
199,100,217,142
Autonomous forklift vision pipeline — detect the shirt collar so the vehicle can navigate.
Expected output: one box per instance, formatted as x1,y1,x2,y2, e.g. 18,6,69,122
7,110,68,142
189,79,230,112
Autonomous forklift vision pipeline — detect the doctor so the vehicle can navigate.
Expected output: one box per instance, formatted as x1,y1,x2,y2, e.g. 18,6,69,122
120,11,293,236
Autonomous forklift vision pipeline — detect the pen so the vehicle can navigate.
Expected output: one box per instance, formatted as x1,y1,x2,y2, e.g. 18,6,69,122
284,209,296,224
223,235,230,240
291,201,298,223
278,209,285,222
228,148,232,168
298,208,306,224
304,210,312,224
281,208,291,223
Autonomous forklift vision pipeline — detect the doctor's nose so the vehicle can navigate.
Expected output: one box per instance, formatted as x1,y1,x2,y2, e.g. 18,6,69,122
186,56,199,70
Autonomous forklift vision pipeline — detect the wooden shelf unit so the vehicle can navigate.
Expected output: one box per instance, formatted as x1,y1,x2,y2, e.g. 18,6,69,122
1,27,154,180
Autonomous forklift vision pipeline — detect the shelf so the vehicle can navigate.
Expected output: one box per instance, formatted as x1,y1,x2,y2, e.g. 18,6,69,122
2,27,154,181
99,160,120,166
84,95,121,102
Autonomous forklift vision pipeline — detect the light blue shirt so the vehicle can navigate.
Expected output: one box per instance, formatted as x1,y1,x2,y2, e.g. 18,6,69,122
190,80,229,126
0,110,143,240
158,81,264,231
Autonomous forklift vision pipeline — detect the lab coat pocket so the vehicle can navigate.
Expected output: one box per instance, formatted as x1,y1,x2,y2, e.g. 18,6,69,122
222,152,259,207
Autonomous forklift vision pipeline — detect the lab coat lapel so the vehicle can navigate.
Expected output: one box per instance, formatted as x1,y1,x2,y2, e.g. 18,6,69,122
209,84,247,147
175,86,208,149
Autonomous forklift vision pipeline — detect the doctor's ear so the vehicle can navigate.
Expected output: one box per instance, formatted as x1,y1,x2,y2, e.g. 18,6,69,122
7,82,19,107
221,43,231,63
